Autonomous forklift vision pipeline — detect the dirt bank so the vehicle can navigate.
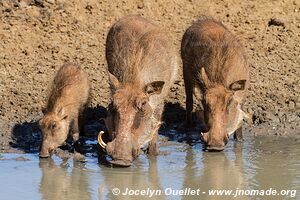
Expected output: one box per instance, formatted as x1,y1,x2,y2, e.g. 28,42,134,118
0,0,299,153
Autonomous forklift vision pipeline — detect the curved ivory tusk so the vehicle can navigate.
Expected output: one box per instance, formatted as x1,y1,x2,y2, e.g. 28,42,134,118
200,132,206,142
98,131,107,149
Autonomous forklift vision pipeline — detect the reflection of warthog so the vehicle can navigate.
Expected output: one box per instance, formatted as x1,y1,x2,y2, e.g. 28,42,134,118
98,157,165,200
181,16,249,151
99,16,178,166
39,159,91,200
39,63,90,158
182,146,246,200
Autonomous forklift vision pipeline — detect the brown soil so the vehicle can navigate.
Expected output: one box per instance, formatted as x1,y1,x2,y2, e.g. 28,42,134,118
0,0,299,153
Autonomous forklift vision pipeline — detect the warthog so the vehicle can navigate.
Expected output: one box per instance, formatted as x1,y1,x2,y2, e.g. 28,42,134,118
39,63,90,158
98,16,178,166
181,16,249,151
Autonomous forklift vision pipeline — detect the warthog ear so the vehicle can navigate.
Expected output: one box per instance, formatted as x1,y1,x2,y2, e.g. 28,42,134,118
229,80,247,91
201,67,212,88
57,108,68,120
144,81,165,95
108,72,120,91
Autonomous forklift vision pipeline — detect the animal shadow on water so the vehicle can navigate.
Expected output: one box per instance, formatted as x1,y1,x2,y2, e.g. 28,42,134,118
10,105,108,156
159,102,206,146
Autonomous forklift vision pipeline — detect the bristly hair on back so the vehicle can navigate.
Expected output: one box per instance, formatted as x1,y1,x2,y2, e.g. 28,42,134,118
192,15,228,31
46,63,85,112
106,21,173,86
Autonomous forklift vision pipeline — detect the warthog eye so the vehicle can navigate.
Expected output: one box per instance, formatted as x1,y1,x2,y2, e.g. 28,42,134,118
135,98,148,112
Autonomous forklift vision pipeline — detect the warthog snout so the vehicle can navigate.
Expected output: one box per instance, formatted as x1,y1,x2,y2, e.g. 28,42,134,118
107,140,133,166
39,141,52,158
99,132,139,167
201,132,228,151
39,152,50,158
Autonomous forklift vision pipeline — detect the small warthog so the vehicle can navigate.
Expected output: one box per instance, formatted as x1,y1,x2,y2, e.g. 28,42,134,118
181,16,249,151
39,63,90,158
99,16,178,166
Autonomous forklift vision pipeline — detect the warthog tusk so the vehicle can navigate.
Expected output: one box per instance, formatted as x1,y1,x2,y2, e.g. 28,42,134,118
98,131,107,149
200,132,206,142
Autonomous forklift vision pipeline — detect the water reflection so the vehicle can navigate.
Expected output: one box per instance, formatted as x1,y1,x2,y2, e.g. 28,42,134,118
39,158,91,200
181,143,248,200
250,137,300,200
11,136,299,200
98,156,165,200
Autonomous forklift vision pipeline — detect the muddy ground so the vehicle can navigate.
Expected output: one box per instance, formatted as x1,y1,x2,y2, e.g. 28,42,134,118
0,0,299,153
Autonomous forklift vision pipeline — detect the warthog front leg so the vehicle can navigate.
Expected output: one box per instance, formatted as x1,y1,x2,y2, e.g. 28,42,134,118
183,62,194,128
234,126,243,142
71,114,85,160
148,132,158,156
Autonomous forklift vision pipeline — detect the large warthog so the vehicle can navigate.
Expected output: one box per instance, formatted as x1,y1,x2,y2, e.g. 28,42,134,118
39,63,90,158
98,16,178,166
181,17,249,151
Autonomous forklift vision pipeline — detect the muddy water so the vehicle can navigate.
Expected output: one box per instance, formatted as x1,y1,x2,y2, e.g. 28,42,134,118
0,135,299,200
